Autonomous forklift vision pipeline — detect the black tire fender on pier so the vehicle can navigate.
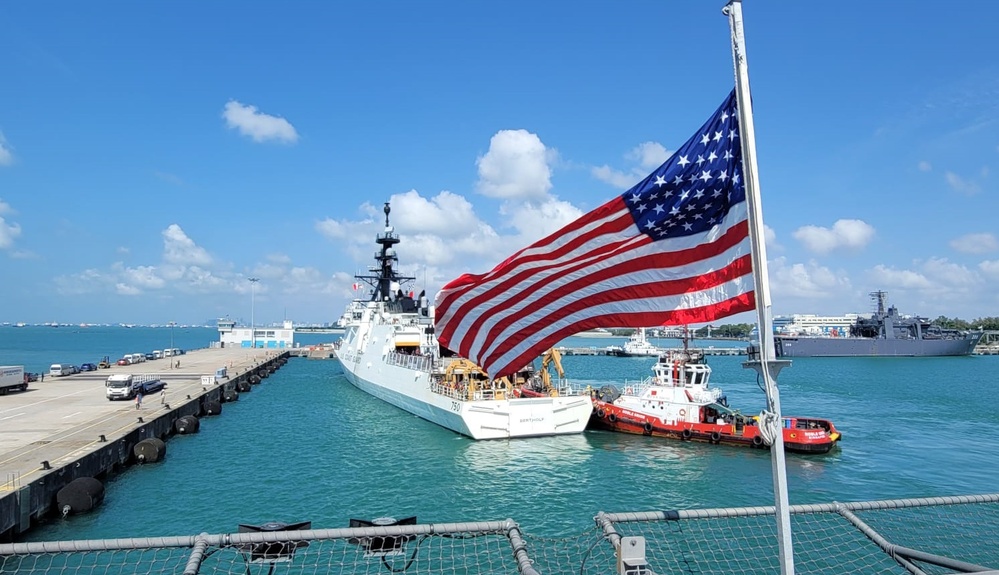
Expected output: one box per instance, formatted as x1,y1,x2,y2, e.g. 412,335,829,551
681,428,692,440
752,435,764,447
710,431,721,444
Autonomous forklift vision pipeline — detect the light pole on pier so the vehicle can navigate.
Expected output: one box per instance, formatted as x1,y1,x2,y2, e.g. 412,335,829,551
169,321,175,369
248,277,259,348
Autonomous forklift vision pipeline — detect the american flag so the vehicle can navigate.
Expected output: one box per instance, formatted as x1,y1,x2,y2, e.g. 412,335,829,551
435,90,755,379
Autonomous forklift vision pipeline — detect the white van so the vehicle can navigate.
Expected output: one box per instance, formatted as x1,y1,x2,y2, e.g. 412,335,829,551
132,353,145,363
163,349,173,358
49,364,74,377
152,350,163,360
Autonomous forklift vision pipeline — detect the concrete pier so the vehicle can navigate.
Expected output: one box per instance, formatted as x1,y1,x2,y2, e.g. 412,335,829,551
0,347,288,541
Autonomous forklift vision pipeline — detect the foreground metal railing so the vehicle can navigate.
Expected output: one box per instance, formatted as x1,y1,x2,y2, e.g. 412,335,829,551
3,493,998,574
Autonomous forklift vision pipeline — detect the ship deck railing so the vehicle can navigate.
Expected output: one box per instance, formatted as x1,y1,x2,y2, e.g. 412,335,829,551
3,492,998,575
385,350,434,373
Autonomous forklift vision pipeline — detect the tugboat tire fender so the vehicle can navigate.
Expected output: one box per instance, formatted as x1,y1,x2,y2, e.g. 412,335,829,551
710,431,721,443
681,428,692,440
607,413,617,424
752,435,764,447
643,422,653,434
596,409,605,419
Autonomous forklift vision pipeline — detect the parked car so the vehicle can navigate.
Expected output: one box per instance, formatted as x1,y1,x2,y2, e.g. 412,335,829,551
144,352,156,361
79,363,98,371
116,358,129,366
49,364,74,377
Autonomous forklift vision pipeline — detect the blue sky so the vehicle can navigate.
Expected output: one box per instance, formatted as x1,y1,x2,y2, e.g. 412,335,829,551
1,1,997,327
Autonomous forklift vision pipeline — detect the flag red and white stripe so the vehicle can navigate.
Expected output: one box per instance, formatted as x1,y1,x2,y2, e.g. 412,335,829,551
435,90,755,379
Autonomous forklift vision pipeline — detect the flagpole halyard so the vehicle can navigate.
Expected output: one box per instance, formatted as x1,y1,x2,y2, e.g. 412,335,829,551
724,1,796,574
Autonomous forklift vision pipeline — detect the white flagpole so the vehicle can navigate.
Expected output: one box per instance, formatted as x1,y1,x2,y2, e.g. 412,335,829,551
723,1,796,574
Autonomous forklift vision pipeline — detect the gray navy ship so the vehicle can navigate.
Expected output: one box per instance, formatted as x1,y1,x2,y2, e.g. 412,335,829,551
771,291,981,357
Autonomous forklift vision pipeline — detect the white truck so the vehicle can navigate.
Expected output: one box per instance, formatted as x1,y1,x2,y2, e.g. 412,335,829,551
105,374,164,400
1,365,28,395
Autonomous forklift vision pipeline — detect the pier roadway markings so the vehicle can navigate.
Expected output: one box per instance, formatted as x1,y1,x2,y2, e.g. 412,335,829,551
0,347,280,492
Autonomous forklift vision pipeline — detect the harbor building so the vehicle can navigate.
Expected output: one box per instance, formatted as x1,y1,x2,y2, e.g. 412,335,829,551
772,313,862,336
216,319,295,348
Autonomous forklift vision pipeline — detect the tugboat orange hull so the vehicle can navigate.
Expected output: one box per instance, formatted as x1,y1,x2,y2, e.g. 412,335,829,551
589,400,841,455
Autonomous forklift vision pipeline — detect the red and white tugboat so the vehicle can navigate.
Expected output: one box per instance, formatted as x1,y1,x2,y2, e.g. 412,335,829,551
588,346,841,454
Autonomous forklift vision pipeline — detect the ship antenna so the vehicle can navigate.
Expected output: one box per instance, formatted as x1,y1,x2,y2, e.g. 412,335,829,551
384,202,391,227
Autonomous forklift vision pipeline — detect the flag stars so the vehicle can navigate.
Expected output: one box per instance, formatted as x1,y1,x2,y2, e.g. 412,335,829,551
723,149,733,160
678,155,690,167
713,131,723,141
696,155,706,166
728,130,738,141
653,203,665,214
699,170,712,182
635,203,649,213
717,170,729,182
707,151,718,162
654,175,667,187
701,133,711,145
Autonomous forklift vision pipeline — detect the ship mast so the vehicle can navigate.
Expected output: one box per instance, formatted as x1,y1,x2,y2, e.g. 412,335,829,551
353,202,415,303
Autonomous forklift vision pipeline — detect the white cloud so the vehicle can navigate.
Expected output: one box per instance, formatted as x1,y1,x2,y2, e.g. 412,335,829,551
918,161,932,172
868,264,933,289
591,165,641,189
120,265,166,290
945,171,981,195
979,259,999,280
950,232,999,254
920,257,979,287
0,199,22,250
389,189,483,237
115,283,142,296
627,141,670,169
502,198,584,244
222,100,299,144
867,259,982,313
0,132,12,166
475,130,553,200
162,224,213,267
793,219,876,254
592,141,671,190
763,224,781,253
767,256,850,299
